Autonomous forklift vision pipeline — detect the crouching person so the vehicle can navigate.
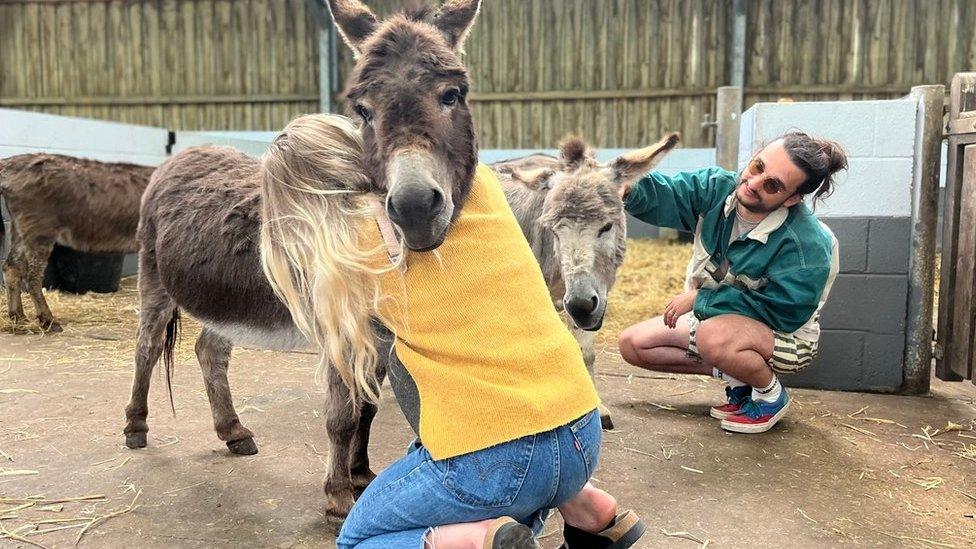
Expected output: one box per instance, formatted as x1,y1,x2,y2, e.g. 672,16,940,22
336,164,648,548
618,132,847,433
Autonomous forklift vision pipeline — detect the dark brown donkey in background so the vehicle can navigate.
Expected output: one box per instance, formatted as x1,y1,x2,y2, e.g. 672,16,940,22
123,0,483,518
493,133,680,429
0,154,155,332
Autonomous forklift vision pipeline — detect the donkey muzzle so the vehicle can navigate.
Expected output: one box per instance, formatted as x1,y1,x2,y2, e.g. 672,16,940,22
564,278,606,332
387,152,453,251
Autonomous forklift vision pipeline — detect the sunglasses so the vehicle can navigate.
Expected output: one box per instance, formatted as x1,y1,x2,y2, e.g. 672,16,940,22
745,157,787,195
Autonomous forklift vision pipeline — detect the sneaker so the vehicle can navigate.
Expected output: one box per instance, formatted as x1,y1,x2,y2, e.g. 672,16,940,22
560,510,646,549
720,390,790,434
709,385,752,419
484,517,538,549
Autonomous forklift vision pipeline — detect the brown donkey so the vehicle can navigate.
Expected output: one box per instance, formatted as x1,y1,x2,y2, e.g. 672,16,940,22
494,133,680,428
0,154,155,331
123,0,484,518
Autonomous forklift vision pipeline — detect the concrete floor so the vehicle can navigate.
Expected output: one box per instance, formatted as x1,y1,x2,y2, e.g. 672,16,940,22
1,325,975,548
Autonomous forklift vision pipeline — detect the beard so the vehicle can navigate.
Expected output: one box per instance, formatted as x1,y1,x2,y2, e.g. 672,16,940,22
736,182,778,214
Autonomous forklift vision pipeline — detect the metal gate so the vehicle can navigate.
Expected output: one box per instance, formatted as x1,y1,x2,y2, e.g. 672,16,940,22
936,73,976,384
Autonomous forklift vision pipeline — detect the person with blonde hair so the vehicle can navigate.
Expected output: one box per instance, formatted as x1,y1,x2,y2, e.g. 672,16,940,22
261,114,647,548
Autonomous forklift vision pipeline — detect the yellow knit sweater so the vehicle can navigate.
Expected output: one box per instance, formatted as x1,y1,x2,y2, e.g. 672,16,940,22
378,164,600,460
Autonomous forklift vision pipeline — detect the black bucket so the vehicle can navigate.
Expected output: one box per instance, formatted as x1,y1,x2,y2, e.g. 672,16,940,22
43,244,125,294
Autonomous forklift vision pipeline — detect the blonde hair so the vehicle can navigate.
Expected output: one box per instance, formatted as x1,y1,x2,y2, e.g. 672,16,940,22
259,113,402,404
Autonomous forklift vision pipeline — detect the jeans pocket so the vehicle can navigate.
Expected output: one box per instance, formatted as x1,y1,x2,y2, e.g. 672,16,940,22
570,409,603,478
439,434,536,508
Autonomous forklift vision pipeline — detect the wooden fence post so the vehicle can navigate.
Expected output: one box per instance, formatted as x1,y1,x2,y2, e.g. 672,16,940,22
903,85,944,393
306,0,337,114
937,73,976,383
715,86,743,171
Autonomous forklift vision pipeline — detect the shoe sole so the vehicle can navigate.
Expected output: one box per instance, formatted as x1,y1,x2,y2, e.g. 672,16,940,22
709,407,735,420
720,399,790,434
606,517,646,549
486,518,537,549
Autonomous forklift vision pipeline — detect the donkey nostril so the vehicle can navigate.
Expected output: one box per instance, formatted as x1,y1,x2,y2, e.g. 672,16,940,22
589,295,599,310
386,197,400,220
429,188,445,215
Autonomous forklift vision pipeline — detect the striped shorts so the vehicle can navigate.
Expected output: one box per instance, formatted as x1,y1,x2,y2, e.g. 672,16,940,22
685,314,818,374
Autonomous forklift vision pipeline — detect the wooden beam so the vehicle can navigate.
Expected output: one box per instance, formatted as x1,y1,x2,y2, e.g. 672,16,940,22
903,85,944,393
0,84,924,109
0,94,319,107
715,86,743,171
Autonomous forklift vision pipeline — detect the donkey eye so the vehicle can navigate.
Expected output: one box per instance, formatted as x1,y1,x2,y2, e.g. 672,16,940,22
440,88,461,106
598,223,613,236
355,104,373,123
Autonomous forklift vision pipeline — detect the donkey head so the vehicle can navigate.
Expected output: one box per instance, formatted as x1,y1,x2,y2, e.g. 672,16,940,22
510,133,679,331
328,0,481,251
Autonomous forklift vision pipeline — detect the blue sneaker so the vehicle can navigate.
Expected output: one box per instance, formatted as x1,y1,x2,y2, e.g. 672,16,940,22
709,384,752,420
720,390,790,433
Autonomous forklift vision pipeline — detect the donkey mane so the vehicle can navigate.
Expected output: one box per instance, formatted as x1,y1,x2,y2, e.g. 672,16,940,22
559,136,597,170
539,172,623,226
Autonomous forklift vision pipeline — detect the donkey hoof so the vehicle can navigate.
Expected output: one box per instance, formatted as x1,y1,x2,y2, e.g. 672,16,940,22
323,492,355,518
41,320,63,333
600,413,615,431
125,432,148,449
227,437,258,455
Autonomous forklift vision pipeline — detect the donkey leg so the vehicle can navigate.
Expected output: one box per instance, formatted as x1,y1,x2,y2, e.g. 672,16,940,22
194,328,257,455
322,363,359,517
123,260,176,449
572,324,614,430
2,240,26,324
21,238,59,332
349,327,391,491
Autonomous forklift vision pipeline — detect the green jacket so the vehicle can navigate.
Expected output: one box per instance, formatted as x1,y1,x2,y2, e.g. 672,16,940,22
625,167,839,339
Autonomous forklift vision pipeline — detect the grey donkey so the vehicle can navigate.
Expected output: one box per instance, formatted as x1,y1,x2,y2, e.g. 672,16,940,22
0,154,155,332
493,133,680,429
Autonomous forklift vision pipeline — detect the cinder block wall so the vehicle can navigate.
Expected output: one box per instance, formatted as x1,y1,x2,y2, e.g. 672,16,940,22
739,99,920,392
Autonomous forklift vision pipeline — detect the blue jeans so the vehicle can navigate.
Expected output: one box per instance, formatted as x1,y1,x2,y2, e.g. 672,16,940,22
336,408,603,548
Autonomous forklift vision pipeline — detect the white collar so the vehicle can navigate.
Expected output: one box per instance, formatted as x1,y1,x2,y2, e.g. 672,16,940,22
722,193,789,244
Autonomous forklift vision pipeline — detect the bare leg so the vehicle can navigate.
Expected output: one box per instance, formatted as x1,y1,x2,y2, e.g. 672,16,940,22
423,520,495,549
695,314,775,388
420,484,618,548
618,315,711,376
21,238,59,332
123,253,177,449
194,328,256,455
323,362,360,517
619,313,776,386
558,482,618,533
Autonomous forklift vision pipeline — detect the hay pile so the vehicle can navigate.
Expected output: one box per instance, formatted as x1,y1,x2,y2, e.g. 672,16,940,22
0,276,204,364
599,239,692,344
0,240,692,350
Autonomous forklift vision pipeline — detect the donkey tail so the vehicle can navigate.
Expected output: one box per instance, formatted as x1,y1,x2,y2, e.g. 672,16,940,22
162,308,182,415
0,165,8,268
0,191,6,265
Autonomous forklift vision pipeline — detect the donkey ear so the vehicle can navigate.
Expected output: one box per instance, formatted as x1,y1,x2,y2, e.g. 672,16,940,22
434,0,482,52
605,132,680,187
327,0,379,57
511,167,555,192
